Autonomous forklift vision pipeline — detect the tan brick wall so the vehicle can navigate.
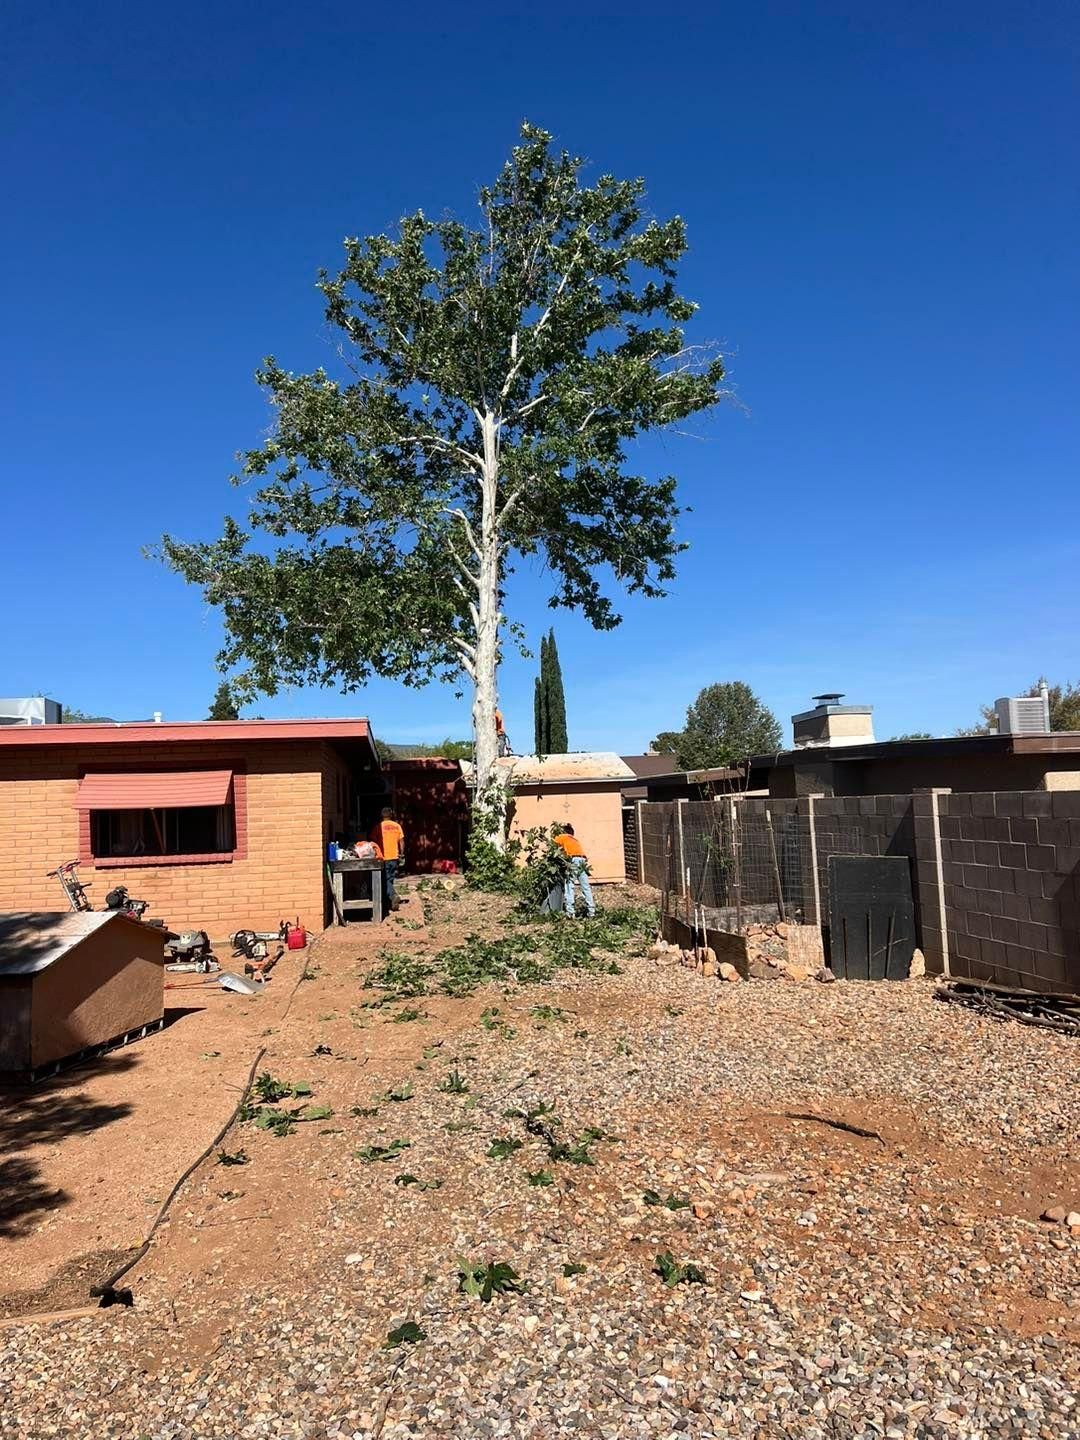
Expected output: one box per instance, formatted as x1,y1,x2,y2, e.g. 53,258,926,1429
0,739,349,939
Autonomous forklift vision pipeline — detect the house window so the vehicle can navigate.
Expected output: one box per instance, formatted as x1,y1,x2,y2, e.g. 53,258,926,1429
75,768,246,866
90,804,235,858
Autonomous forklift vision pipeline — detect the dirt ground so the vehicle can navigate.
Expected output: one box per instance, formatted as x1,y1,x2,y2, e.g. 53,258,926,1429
1,879,1077,1437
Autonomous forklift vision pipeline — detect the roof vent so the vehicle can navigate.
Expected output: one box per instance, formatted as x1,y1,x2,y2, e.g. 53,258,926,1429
994,688,1050,736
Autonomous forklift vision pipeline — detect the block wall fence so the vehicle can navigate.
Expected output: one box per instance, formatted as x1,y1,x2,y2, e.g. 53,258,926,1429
632,789,1080,994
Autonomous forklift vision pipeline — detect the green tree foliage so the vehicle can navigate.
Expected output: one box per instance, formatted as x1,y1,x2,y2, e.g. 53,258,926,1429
157,124,724,814
889,731,934,741
376,738,472,761
650,730,681,755
60,707,116,724
962,678,1080,735
651,681,782,769
208,681,240,720
534,629,568,753
544,629,568,753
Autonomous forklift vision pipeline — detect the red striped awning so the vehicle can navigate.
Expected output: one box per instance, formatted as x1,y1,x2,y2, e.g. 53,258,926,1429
74,770,234,810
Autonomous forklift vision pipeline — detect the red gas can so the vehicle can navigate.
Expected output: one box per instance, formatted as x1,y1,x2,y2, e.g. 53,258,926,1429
286,923,307,950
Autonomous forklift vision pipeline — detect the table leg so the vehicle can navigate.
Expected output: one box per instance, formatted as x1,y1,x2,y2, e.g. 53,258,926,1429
372,865,384,924
332,870,345,926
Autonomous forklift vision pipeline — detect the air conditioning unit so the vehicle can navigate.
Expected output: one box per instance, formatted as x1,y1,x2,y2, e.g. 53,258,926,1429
0,697,62,726
995,692,1050,736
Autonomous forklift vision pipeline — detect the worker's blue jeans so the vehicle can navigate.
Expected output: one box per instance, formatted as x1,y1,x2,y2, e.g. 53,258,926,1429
564,857,595,918
383,859,399,907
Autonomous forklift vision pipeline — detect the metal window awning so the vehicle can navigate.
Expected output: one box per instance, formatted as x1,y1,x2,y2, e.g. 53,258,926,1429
74,770,234,810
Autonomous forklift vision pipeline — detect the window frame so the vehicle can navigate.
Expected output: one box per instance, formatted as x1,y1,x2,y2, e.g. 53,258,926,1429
79,765,248,868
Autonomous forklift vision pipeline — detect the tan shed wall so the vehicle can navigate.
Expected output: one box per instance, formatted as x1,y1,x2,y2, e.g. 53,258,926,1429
508,784,627,883
27,923,165,1068
0,740,350,936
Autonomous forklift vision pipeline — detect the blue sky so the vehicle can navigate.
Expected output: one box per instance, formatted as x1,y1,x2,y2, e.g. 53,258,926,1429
2,1,1077,750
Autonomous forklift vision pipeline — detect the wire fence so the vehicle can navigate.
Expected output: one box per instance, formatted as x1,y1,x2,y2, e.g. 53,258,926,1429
639,799,810,930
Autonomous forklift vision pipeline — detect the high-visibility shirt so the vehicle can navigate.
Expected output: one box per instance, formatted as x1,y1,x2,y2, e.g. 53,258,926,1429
494,709,505,735
553,833,585,859
371,820,405,861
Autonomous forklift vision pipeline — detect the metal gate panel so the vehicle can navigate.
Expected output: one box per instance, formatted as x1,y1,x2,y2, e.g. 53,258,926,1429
827,855,915,980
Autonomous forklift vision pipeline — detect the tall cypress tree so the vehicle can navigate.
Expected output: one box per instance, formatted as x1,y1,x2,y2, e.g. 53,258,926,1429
534,674,545,754
545,629,568,753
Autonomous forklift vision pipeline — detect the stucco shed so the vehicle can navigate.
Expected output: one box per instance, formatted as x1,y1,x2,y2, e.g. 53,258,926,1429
0,910,165,1076
465,753,635,883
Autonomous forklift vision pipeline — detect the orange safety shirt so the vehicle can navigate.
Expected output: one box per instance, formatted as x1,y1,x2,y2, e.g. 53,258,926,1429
494,709,505,735
371,820,405,861
553,833,585,859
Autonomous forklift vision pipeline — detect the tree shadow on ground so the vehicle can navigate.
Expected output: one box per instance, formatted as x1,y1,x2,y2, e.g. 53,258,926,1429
0,1055,138,1239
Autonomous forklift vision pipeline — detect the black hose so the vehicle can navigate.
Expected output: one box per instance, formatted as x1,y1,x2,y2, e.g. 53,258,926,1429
90,1044,267,1305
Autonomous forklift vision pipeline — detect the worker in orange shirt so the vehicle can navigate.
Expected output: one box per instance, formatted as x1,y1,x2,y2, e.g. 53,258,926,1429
370,806,406,910
552,824,595,919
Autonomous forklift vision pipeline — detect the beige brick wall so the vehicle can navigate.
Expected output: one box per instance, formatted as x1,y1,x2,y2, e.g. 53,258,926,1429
0,740,349,938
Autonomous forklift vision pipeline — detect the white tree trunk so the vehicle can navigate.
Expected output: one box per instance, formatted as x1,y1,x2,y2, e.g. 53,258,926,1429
471,411,507,846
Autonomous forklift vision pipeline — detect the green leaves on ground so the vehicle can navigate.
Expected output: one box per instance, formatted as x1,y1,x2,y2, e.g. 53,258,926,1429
654,1251,706,1287
530,1004,565,1024
457,1258,526,1302
643,1190,690,1211
562,1262,586,1277
217,1149,249,1166
437,1069,469,1093
360,907,655,1006
385,1321,426,1347
526,1170,555,1187
487,1136,524,1161
356,1139,411,1163
388,1007,425,1024
394,1174,442,1191
253,1073,312,1104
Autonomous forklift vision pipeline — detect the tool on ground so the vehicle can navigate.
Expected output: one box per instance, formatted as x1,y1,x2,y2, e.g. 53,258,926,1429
165,928,216,972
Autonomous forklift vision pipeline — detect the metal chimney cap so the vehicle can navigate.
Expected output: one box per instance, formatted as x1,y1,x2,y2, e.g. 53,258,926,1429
812,692,845,706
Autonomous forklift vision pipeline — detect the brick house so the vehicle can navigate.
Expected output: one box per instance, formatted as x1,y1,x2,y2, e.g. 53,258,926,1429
0,719,381,937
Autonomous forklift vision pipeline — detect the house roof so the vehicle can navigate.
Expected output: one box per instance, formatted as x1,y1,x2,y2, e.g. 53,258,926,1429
0,717,374,750
749,732,1080,769
620,753,680,780
462,752,634,786
0,910,150,977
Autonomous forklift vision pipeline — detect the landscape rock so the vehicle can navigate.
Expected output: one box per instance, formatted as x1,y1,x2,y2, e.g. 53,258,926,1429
1042,1206,1067,1224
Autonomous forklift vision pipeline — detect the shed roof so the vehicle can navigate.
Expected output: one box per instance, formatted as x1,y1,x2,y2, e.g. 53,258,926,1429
0,911,148,977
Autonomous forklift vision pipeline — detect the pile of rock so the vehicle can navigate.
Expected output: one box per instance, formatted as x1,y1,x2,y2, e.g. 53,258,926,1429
646,938,741,982
743,920,829,983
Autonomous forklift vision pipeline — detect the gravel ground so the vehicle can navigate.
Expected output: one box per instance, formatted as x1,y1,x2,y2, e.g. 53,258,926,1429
1,884,1077,1439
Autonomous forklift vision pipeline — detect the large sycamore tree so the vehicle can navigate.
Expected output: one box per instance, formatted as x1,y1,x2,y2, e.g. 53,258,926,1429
160,125,724,811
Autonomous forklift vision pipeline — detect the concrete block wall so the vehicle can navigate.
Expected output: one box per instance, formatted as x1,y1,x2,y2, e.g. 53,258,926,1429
0,740,347,938
936,790,1080,994
810,794,917,927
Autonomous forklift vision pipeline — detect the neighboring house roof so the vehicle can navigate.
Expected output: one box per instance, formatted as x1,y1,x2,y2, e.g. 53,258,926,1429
748,732,1080,770
0,910,148,977
0,717,375,750
462,753,635,786
620,753,680,780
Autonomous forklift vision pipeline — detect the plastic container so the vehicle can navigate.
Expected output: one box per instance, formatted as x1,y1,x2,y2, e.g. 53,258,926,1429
286,924,307,950
326,841,339,862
